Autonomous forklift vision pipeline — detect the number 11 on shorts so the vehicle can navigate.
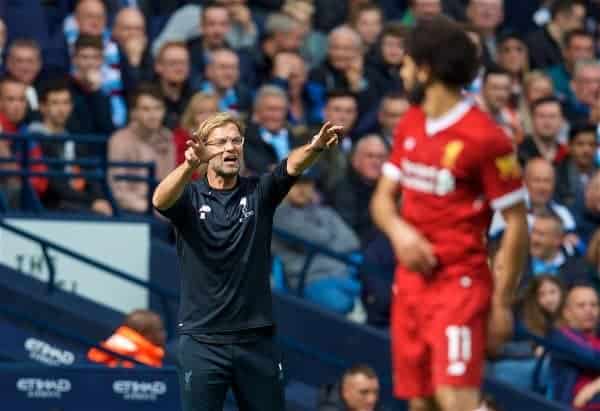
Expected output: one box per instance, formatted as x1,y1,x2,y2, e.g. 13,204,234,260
446,325,471,376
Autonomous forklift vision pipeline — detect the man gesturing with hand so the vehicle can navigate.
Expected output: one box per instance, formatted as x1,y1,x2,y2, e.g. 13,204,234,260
153,112,341,411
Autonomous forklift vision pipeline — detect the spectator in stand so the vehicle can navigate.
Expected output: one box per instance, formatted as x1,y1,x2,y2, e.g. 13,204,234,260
329,134,388,247
254,13,308,87
269,51,317,138
366,23,405,94
4,39,43,114
349,3,383,52
172,92,219,167
314,90,360,193
186,2,255,87
466,0,504,65
151,0,258,57
281,0,329,69
0,76,48,205
66,34,114,137
519,275,565,337
518,71,554,136
490,158,578,248
373,92,410,146
309,25,384,123
573,171,600,246
63,0,127,128
565,60,600,124
88,309,166,368
556,124,598,208
526,0,586,69
272,174,361,314
27,78,111,215
108,84,175,213
547,29,594,105
200,47,252,117
111,7,154,98
318,364,382,411
154,42,194,130
400,0,442,26
488,275,565,388
496,31,529,111
547,285,600,409
519,97,569,166
478,66,521,141
520,211,581,285
244,85,299,175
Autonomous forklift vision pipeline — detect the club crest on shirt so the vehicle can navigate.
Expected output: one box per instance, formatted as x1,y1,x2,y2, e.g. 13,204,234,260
239,197,254,222
495,153,521,179
198,205,211,220
441,140,464,168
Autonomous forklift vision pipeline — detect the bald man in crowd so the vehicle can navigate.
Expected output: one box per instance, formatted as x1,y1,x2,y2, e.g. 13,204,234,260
329,134,389,246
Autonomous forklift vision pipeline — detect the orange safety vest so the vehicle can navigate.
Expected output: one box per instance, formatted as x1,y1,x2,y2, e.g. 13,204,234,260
87,326,164,368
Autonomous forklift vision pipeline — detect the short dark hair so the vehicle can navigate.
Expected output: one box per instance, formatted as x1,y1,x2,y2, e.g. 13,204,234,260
342,364,378,382
129,83,165,109
350,3,382,26
0,75,25,95
7,38,42,57
551,0,583,19
380,22,407,40
406,16,478,89
74,34,103,52
326,89,358,104
483,65,511,83
530,96,562,114
569,122,597,143
564,28,593,48
39,77,71,103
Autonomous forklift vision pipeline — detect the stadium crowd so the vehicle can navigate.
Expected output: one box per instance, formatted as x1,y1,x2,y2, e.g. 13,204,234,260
5,0,600,409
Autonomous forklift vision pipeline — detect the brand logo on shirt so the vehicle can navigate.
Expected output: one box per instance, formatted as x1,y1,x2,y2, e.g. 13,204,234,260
404,137,416,151
239,197,254,222
198,205,211,220
402,160,456,196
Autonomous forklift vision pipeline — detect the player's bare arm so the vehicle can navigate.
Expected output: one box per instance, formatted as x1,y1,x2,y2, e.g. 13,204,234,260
286,122,342,176
487,201,528,354
152,138,218,211
370,176,437,274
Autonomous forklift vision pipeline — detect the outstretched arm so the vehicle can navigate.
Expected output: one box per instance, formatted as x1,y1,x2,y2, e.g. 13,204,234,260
286,122,342,176
152,139,216,211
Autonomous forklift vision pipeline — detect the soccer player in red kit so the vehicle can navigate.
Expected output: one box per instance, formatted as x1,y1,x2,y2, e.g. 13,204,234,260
370,17,529,411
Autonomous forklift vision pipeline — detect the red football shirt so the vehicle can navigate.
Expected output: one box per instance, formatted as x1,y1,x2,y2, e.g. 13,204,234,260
383,100,525,275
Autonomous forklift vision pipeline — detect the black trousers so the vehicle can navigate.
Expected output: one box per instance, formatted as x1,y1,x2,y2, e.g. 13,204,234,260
177,334,285,411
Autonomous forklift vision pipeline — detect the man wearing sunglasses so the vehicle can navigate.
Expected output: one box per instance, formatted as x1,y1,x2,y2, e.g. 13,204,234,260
153,112,341,411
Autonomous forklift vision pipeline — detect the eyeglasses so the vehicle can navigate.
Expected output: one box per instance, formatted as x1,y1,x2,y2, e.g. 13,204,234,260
204,136,245,148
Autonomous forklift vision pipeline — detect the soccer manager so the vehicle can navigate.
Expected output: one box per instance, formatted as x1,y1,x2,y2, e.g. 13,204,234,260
152,112,342,411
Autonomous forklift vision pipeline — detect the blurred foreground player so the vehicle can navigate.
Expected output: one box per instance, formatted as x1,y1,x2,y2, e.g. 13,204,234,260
370,16,529,411
152,112,341,411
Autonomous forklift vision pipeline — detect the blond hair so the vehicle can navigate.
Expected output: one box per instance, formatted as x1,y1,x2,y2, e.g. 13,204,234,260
181,92,219,131
193,112,245,142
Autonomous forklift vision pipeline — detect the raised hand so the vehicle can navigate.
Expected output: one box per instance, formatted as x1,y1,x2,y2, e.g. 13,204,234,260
309,122,343,151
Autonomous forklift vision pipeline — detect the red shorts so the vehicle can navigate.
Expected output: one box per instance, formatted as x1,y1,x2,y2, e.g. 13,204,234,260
390,266,492,399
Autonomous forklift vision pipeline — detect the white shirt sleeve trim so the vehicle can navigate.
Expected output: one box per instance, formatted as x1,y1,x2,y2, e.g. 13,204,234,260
382,162,402,182
491,187,527,211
